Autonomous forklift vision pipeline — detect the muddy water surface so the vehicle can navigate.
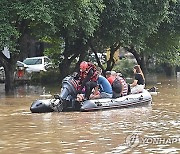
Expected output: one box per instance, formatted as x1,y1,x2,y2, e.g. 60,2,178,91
0,75,179,153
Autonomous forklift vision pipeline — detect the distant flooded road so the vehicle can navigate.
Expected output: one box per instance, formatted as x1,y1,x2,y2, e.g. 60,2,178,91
0,75,179,153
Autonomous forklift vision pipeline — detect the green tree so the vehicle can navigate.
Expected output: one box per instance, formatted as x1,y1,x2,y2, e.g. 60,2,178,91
90,0,172,74
145,1,180,68
0,0,55,93
125,0,179,74
51,0,104,80
0,0,179,93
89,0,135,72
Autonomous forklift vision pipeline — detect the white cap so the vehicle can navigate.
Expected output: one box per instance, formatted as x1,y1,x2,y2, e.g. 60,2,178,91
117,72,122,77
111,71,117,76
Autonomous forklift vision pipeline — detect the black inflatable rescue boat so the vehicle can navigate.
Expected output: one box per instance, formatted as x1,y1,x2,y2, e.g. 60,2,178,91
30,76,152,113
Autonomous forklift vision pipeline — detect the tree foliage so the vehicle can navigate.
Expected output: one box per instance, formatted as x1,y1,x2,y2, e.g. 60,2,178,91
90,0,174,72
0,0,55,52
0,0,179,92
0,0,55,92
150,1,179,66
49,0,105,79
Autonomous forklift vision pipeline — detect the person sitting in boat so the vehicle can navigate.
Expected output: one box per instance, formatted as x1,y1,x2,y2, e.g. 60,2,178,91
76,61,98,100
130,65,145,94
116,72,129,96
106,71,123,98
90,68,113,99
105,71,111,79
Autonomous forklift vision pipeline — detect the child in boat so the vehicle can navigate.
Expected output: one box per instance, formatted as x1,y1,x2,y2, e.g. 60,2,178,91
90,67,113,99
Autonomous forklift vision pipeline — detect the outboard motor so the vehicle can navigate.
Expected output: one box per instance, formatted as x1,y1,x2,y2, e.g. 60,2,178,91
58,76,79,111
30,76,79,113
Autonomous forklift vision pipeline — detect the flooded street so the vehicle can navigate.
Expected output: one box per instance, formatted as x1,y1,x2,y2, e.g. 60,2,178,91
0,75,179,153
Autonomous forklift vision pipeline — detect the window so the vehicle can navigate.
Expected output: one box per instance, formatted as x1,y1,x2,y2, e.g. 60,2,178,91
23,58,42,65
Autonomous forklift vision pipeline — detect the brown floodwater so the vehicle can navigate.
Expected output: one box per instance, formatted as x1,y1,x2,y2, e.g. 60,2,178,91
0,75,179,154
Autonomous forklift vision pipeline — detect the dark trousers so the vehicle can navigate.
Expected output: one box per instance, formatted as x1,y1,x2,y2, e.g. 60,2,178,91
84,81,97,99
127,84,131,95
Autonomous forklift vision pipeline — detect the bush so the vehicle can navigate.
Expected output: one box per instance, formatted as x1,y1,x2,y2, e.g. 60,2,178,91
31,69,61,84
113,59,135,77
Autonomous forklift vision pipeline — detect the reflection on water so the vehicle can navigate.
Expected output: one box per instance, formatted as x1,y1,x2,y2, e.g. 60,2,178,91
0,75,179,153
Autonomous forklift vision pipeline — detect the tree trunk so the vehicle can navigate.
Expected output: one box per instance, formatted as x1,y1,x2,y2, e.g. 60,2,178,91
0,52,16,93
127,46,147,74
59,57,71,81
19,34,29,61
162,63,175,76
89,41,105,73
4,64,15,94
106,43,120,71
73,52,86,72
139,52,147,75
58,36,88,81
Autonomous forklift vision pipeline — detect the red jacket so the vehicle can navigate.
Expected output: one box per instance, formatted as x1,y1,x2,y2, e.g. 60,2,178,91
107,76,116,85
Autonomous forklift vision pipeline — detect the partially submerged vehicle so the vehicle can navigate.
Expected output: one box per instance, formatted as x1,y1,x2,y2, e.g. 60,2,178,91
17,56,52,73
30,76,152,113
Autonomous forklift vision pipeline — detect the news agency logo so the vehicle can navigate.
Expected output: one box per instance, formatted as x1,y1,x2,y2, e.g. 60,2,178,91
125,133,140,148
125,133,180,148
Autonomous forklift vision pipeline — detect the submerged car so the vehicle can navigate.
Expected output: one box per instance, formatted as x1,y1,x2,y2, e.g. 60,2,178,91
17,56,52,73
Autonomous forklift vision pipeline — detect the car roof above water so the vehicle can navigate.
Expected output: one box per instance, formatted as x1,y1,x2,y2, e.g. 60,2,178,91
24,56,48,60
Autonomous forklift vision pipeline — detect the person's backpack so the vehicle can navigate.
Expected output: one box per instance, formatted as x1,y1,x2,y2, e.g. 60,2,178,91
112,78,122,93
